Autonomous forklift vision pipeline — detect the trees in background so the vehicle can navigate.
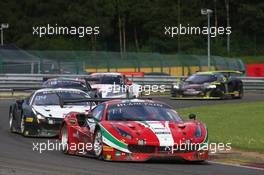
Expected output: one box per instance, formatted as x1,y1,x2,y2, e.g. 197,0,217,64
0,0,263,56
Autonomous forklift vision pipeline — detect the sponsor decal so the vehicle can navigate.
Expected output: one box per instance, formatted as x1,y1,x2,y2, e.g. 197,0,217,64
116,102,164,108
42,90,82,94
103,145,114,151
154,132,171,134
138,121,175,147
115,151,121,158
99,124,130,153
25,117,33,122
105,154,112,160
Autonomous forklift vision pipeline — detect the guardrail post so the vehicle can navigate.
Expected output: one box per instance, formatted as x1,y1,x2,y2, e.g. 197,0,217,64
30,62,34,74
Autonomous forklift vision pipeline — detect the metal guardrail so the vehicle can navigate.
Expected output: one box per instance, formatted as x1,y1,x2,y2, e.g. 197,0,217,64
0,74,263,91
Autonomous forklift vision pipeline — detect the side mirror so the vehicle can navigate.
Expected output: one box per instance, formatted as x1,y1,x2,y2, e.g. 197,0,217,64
16,99,24,104
189,113,196,120
76,113,90,127
126,81,133,85
25,97,30,105
16,99,24,110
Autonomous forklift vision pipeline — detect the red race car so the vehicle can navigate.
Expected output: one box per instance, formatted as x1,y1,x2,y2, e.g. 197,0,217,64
58,98,209,161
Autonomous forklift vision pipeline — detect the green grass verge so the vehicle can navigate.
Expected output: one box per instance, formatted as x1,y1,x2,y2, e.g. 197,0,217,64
178,102,264,152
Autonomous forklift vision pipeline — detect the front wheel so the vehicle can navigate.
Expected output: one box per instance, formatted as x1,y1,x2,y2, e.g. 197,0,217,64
239,87,244,99
232,87,244,99
20,115,27,136
9,111,16,133
61,124,69,154
93,129,103,159
171,87,178,97
209,88,225,99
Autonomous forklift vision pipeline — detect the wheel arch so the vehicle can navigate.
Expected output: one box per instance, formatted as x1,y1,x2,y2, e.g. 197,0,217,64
92,123,103,143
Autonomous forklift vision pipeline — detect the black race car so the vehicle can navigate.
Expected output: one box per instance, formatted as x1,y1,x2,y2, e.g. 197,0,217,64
42,77,99,98
171,71,243,99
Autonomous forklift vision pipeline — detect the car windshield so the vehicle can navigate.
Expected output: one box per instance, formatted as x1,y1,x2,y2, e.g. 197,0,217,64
100,77,121,84
86,78,100,85
44,80,88,91
107,103,183,122
185,74,217,84
33,91,91,106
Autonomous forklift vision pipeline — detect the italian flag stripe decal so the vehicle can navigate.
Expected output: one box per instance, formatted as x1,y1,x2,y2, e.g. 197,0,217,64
199,126,209,149
99,124,129,152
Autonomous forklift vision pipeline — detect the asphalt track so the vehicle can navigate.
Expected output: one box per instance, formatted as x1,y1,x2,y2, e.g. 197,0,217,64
0,93,263,175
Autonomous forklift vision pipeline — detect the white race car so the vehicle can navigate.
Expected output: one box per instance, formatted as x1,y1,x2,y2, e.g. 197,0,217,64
9,88,95,137
87,72,141,98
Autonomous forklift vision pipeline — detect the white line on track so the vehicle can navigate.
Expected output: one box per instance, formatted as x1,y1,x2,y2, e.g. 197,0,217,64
208,161,264,171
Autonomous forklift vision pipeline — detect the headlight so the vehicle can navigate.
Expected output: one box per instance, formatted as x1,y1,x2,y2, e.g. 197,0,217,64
114,127,133,139
194,124,202,138
138,139,146,145
206,84,216,89
36,114,45,120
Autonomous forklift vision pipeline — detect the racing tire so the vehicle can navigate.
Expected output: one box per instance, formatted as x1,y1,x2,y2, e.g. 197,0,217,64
219,91,225,100
232,87,244,99
216,85,226,100
61,124,69,154
239,87,244,99
171,94,177,97
209,88,225,99
93,129,104,160
20,115,27,136
9,110,16,133
170,89,177,97
191,160,207,163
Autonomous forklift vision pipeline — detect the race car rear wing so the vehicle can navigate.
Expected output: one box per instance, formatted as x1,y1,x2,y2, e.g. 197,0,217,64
7,87,40,95
213,70,242,78
59,97,152,108
197,70,242,78
210,70,242,74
